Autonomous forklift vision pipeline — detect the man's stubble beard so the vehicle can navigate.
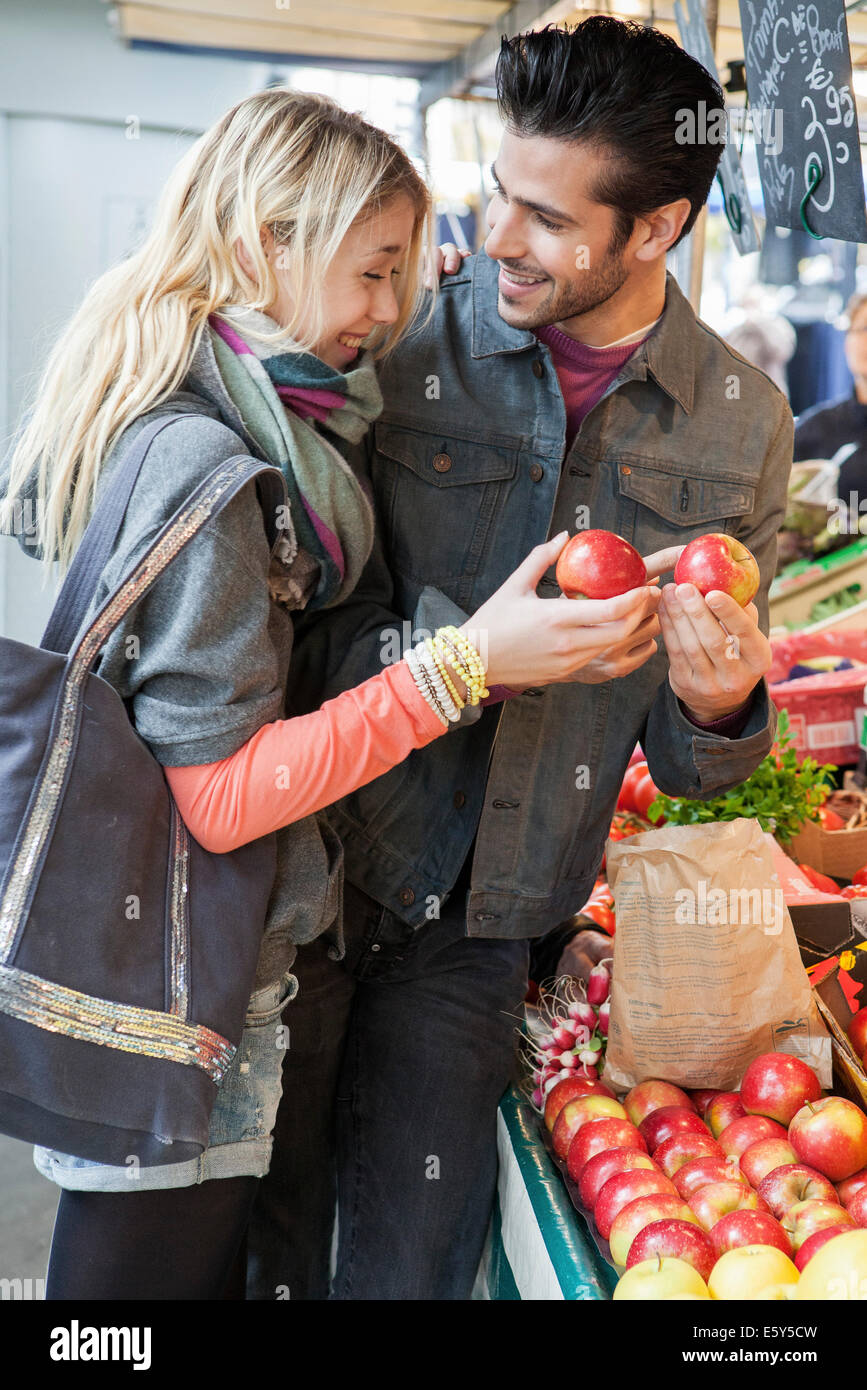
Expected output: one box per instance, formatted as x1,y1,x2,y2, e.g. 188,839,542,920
498,243,631,333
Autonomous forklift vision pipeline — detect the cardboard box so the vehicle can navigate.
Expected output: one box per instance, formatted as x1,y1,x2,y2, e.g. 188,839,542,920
768,667,867,766
787,815,867,880
767,835,867,975
769,537,867,630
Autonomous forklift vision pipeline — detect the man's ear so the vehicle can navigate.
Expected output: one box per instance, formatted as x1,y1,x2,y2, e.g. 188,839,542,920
634,198,693,262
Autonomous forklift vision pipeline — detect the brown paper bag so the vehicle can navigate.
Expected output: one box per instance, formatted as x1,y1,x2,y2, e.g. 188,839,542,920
602,818,831,1092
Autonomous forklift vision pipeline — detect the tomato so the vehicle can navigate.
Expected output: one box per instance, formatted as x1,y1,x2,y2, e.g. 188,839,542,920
842,885,867,900
817,806,846,831
617,761,649,813
798,863,843,895
853,865,867,887
633,772,662,820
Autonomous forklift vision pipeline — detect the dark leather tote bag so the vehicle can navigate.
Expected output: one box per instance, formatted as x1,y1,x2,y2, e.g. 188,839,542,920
0,414,288,1166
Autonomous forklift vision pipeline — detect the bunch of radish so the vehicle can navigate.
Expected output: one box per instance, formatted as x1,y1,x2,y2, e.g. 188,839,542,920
523,961,612,1111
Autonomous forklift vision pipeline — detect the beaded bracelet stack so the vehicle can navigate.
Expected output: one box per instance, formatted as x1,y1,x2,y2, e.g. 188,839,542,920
404,624,490,727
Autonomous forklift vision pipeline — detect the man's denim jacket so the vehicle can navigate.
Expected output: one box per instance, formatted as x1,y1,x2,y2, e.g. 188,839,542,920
290,251,794,940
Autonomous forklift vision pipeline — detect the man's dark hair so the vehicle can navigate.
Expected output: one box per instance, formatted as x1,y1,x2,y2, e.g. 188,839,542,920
495,18,725,254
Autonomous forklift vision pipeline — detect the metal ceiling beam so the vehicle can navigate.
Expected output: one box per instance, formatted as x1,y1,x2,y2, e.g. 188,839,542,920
416,0,570,109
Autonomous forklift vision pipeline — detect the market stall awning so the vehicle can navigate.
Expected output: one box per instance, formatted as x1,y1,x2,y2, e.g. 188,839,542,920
106,0,520,78
106,0,867,95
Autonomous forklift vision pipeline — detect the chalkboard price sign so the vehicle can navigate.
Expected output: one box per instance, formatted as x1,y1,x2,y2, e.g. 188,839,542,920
676,0,761,255
737,0,867,242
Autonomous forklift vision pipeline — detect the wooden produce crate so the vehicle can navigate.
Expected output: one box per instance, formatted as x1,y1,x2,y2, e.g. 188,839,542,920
769,537,867,632
788,816,867,881
813,966,867,1109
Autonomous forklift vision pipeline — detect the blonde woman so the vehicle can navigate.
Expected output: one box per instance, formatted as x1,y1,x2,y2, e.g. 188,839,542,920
0,89,655,1300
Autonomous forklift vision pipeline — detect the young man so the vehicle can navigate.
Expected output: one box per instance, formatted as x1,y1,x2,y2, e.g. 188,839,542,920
248,19,793,1300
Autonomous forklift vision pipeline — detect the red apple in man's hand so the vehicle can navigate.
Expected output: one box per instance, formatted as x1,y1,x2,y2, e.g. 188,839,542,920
688,1181,769,1233
544,1076,615,1132
566,1118,647,1182
639,1106,710,1152
838,1168,867,1211
552,1096,628,1160
673,1156,750,1200
795,1224,856,1271
690,1089,723,1118
578,1148,658,1212
625,1218,716,1280
789,1097,867,1182
623,1080,695,1128
705,1092,746,1138
739,1137,799,1188
848,1007,867,1060
673,533,760,608
653,1132,724,1178
709,1208,793,1258
782,1199,854,1251
609,1195,700,1267
757,1163,839,1218
740,1053,821,1126
595,1168,676,1241
555,529,647,600
718,1114,787,1160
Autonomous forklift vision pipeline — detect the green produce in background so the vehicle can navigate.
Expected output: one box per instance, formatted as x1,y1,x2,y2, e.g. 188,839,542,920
647,710,837,842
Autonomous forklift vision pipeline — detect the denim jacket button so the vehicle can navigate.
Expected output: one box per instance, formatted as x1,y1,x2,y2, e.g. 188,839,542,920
529,463,544,482
453,790,466,808
399,887,415,905
432,453,452,473
532,360,545,378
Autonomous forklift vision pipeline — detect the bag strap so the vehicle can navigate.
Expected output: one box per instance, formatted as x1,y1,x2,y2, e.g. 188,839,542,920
40,415,188,655
40,413,286,658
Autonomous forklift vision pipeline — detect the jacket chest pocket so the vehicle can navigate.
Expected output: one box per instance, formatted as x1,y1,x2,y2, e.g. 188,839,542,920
616,463,757,562
372,422,519,587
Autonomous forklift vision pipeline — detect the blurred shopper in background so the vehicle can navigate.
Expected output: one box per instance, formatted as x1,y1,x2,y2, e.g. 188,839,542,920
794,291,867,512
723,286,797,398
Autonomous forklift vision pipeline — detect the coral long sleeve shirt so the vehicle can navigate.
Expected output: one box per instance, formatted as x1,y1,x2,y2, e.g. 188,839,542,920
164,658,448,853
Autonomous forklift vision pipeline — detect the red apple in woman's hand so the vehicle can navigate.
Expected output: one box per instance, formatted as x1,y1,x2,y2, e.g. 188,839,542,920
673,533,759,607
555,529,647,600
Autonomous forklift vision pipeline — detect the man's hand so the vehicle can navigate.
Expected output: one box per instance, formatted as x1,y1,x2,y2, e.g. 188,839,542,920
556,928,613,981
658,582,770,722
423,242,470,290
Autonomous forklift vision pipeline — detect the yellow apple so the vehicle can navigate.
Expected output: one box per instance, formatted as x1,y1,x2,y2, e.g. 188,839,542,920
708,1244,800,1300
795,1229,867,1300
752,1282,798,1300
614,1256,710,1300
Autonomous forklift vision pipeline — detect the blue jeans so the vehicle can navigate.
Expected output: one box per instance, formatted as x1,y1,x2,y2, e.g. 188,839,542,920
246,857,529,1300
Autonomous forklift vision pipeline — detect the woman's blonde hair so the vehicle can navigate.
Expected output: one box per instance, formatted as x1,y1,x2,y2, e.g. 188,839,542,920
1,88,432,577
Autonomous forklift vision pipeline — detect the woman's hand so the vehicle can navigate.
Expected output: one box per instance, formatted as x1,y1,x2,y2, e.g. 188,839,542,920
423,242,471,290
460,534,661,691
567,542,678,684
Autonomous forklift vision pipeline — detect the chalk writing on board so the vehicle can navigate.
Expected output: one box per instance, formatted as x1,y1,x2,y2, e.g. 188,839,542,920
738,0,866,241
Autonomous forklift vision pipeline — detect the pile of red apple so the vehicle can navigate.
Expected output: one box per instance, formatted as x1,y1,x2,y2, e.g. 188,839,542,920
544,1053,867,1299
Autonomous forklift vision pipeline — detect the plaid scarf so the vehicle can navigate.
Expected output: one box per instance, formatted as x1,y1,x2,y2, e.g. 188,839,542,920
208,306,382,611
